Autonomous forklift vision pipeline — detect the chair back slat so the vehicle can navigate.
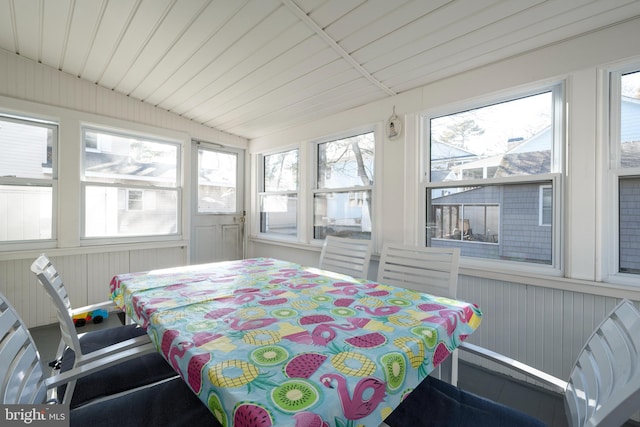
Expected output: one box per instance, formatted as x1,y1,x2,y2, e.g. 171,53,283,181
0,294,47,404
30,254,82,354
565,299,640,427
319,236,373,278
377,243,459,298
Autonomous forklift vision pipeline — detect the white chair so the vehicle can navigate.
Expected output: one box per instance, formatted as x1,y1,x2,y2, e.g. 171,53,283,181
377,243,460,297
30,254,176,408
319,236,373,278
0,290,220,427
385,299,640,427
377,243,461,384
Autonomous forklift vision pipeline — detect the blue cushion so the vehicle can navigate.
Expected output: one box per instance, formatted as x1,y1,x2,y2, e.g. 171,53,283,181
59,324,177,409
70,378,222,427
384,376,547,427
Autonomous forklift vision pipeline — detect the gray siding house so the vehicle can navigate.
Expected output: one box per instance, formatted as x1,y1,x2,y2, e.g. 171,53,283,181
430,96,640,266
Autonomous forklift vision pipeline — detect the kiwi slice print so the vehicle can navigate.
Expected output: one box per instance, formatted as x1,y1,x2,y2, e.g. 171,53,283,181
380,352,407,392
270,379,320,413
207,391,228,426
330,307,356,317
250,345,289,366
410,325,438,349
271,308,298,318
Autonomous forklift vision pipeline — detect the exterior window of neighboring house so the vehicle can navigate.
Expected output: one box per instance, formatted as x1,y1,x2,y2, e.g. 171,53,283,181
539,185,552,226
424,85,562,266
611,68,640,275
81,128,180,239
433,203,499,243
314,131,374,240
260,148,298,236
0,114,57,246
127,189,144,211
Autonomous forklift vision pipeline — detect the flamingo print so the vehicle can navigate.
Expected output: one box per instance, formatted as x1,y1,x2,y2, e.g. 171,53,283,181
353,305,401,316
320,373,386,420
224,316,278,330
311,322,358,346
326,286,360,296
160,329,193,374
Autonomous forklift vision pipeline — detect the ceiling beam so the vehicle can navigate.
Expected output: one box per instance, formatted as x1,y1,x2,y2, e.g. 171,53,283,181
281,0,396,97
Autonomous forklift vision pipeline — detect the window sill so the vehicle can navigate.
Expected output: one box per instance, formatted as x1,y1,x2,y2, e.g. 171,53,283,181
0,239,188,262
460,265,640,300
249,236,640,300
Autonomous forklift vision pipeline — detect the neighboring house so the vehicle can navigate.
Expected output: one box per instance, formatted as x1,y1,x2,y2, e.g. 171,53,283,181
430,126,554,264
84,150,179,237
430,141,479,196
619,95,640,272
0,120,52,241
430,95,640,265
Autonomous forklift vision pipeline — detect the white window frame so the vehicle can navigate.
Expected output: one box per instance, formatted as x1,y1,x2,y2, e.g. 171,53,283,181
0,113,58,251
257,147,300,241
605,62,640,285
420,83,565,275
311,129,376,244
252,125,381,249
539,185,552,227
80,126,182,244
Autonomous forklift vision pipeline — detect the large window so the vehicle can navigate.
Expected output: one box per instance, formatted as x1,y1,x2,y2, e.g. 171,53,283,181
314,132,374,240
425,86,562,266
0,115,57,246
259,149,298,236
611,68,640,275
82,128,180,239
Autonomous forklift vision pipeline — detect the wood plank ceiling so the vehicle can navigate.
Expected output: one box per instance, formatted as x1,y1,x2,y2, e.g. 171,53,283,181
0,0,639,140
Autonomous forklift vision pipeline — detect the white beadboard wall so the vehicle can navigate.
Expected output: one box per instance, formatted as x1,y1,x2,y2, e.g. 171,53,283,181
0,50,247,147
0,246,186,328
0,50,244,328
457,275,638,385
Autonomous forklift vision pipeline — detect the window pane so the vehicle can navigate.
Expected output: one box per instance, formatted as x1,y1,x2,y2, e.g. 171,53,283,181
84,129,178,186
0,116,56,244
313,190,372,239
0,185,52,241
620,71,640,168
540,186,552,226
84,186,177,237
0,118,54,179
198,149,237,213
619,177,640,274
260,194,297,236
318,132,374,189
430,92,552,182
428,182,552,264
264,149,298,192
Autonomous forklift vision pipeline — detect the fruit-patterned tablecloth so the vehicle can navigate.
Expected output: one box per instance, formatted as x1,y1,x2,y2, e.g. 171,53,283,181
110,258,482,427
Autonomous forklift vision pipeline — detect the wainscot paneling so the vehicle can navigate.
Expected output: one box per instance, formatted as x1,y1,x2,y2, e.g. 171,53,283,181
457,274,635,387
0,246,187,328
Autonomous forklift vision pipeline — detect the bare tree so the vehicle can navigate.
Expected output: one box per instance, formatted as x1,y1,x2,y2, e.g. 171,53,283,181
440,119,485,148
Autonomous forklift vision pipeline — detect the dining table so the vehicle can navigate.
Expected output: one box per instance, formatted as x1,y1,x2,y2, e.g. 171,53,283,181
109,257,482,427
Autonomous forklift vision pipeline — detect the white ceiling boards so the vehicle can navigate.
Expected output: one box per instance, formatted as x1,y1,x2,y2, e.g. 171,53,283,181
0,0,638,139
